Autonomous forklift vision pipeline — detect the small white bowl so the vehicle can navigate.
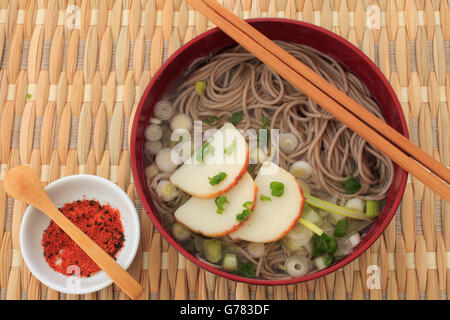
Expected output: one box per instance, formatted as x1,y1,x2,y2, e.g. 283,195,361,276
20,175,140,295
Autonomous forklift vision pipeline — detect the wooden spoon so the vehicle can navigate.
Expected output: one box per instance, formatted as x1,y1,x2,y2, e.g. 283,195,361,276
3,165,144,300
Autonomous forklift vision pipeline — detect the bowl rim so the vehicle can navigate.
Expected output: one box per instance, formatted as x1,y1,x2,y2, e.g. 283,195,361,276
131,18,409,285
20,174,141,294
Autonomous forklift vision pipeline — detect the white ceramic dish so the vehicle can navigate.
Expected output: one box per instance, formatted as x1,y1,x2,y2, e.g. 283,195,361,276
20,175,140,295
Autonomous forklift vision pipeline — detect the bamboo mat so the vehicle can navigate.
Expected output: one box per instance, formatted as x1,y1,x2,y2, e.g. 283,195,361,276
0,0,448,301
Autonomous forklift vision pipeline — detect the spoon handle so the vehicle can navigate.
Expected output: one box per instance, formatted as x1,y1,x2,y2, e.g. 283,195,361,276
42,200,144,299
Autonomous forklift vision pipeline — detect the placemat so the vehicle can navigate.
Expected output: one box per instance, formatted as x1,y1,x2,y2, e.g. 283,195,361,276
0,0,448,300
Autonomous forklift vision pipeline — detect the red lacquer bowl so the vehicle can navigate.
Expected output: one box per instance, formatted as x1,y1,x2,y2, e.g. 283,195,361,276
131,19,408,285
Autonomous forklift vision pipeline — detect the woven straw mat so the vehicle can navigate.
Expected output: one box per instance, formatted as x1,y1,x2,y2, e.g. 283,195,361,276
0,0,449,300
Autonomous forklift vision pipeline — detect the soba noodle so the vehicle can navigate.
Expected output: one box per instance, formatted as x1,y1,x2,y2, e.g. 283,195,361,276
171,41,394,201
145,41,394,279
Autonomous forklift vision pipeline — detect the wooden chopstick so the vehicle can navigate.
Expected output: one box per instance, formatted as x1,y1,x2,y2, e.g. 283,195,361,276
186,0,450,202
201,0,450,186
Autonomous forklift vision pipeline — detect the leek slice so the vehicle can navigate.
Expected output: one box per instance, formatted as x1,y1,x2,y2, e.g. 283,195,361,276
300,203,322,225
366,200,380,218
203,239,222,263
222,254,238,271
298,218,323,236
304,193,372,221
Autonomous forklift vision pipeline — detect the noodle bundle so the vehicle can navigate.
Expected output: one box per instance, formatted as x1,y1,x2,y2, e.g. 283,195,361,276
145,41,394,279
172,41,394,200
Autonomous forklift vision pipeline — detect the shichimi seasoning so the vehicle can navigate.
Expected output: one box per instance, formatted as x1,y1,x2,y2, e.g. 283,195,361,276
41,199,125,277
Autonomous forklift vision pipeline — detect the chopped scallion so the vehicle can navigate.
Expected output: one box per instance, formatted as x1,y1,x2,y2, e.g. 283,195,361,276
313,256,327,270
262,116,269,129
334,218,349,238
323,236,337,254
270,181,284,197
325,254,334,267
260,195,271,201
205,115,218,125
234,261,256,278
215,196,229,214
242,201,253,209
203,239,222,263
195,142,215,163
224,140,236,155
298,218,323,236
195,81,206,96
231,112,243,125
236,209,252,222
312,233,338,256
222,254,238,271
304,193,372,221
236,202,253,222
343,176,361,194
366,200,380,218
208,172,227,185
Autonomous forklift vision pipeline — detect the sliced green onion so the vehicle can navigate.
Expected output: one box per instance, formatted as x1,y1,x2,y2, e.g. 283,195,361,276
208,172,227,185
203,239,222,263
195,142,215,163
231,112,243,125
343,176,361,194
323,235,338,254
262,116,269,129
345,197,365,212
286,224,313,248
300,203,322,225
312,233,338,256
236,208,252,222
304,193,372,221
366,200,380,218
313,256,327,270
195,81,206,96
282,240,310,258
270,181,284,197
224,140,236,155
194,236,203,252
311,234,325,256
257,130,268,149
334,218,349,238
222,253,238,271
298,218,323,236
242,201,253,209
215,196,229,214
325,255,334,267
260,195,271,201
172,223,192,242
247,243,265,258
313,254,334,270
234,261,256,278
205,115,218,125
26,93,32,100
223,243,240,253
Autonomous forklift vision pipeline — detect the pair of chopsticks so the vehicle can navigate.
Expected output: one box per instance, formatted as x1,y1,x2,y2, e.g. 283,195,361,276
186,0,450,202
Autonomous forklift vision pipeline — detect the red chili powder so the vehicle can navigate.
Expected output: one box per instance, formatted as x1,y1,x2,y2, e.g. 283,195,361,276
41,199,125,277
